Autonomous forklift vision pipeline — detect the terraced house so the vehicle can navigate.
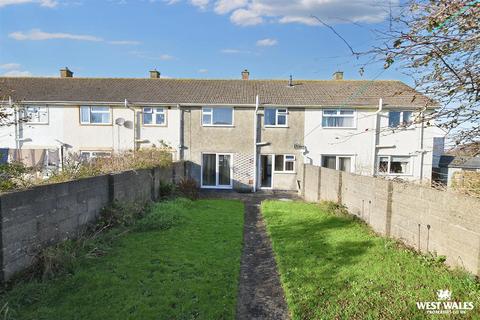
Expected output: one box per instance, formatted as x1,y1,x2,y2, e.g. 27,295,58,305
0,68,445,191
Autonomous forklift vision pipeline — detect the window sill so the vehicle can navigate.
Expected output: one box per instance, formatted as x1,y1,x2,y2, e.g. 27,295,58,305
264,125,289,128
321,126,357,130
80,123,113,126
143,124,167,127
25,122,49,125
202,125,235,128
273,171,296,174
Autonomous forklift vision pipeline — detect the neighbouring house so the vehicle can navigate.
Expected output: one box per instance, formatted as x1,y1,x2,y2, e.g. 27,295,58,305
0,68,445,191
437,155,480,187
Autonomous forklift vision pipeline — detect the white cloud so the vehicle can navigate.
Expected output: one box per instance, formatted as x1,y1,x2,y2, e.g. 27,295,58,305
197,68,208,73
1,70,33,77
0,0,57,8
108,40,141,45
9,29,140,46
178,0,397,26
214,0,246,14
159,54,174,60
230,8,262,26
0,63,21,70
256,38,277,47
220,48,252,54
129,50,176,61
190,0,208,9
9,29,103,41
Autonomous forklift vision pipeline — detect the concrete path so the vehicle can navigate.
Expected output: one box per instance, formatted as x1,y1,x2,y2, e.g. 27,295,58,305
200,190,296,320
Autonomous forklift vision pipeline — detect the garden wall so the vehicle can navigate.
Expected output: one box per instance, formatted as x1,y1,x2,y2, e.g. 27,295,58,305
301,164,480,276
0,162,188,282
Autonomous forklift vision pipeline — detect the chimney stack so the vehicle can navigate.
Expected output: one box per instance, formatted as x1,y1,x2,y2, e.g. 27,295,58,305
150,69,160,79
332,71,344,80
60,67,73,78
241,69,249,80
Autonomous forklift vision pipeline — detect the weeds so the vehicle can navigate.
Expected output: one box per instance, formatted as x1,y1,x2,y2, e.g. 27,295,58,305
176,177,199,200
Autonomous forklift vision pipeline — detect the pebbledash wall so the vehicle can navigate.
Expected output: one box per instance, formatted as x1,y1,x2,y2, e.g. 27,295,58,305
301,164,480,276
0,162,187,282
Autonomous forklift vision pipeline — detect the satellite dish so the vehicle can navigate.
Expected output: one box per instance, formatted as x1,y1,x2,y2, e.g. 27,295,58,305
124,120,134,129
115,117,125,126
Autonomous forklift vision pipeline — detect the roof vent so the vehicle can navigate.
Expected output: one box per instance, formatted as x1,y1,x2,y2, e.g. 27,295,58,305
288,74,293,87
332,71,343,80
241,69,249,80
60,67,73,78
150,69,160,79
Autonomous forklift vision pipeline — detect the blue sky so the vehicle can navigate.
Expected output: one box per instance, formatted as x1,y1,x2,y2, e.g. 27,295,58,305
0,0,408,83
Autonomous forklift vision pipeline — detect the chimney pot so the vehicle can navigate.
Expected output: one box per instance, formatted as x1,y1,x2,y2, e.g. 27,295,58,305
332,71,344,80
241,69,249,80
60,67,73,78
150,69,160,79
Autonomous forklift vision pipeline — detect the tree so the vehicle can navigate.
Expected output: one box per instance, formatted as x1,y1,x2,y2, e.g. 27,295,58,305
371,0,480,154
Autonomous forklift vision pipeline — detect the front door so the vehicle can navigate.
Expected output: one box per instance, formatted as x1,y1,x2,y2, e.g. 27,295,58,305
201,153,232,188
260,155,272,188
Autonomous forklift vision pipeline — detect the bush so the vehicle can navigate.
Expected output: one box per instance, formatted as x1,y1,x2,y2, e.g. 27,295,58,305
0,162,31,192
158,181,176,199
177,177,199,200
97,201,148,230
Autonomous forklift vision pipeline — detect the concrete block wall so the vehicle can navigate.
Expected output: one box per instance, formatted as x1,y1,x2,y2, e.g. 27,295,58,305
301,164,480,275
0,165,179,282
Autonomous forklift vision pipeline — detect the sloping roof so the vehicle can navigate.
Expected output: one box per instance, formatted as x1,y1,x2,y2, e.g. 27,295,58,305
0,77,435,107
439,155,480,169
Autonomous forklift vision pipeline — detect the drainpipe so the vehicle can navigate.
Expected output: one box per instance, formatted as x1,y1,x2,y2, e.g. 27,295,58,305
124,99,137,151
419,106,427,182
10,96,20,150
178,104,183,161
371,98,383,176
253,95,259,192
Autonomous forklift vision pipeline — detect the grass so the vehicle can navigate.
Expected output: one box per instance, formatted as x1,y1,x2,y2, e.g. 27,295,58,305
261,200,480,320
0,199,244,320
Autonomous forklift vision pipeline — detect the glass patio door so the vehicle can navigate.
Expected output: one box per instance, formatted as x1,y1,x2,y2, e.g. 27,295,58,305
202,153,232,188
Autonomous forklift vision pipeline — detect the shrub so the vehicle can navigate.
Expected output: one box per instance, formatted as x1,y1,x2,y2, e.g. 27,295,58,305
177,177,199,200
0,162,31,192
158,181,176,199
96,201,148,230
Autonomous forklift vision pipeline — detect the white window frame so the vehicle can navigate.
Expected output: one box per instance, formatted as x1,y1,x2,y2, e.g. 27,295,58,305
201,107,234,127
388,110,413,128
320,154,355,172
142,107,166,126
377,155,413,176
264,107,288,127
321,109,356,128
273,154,296,173
22,105,49,124
200,152,233,189
80,106,112,125
80,151,112,160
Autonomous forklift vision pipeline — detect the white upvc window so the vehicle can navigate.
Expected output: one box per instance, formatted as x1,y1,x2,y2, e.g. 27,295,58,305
377,155,412,175
322,109,356,128
389,111,413,127
80,151,111,160
22,106,48,124
274,154,295,172
202,107,233,126
264,108,288,127
143,107,166,125
321,155,354,173
80,106,111,124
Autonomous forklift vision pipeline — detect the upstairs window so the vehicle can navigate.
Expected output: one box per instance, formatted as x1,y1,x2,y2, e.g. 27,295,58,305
22,106,48,124
202,107,233,126
378,156,412,175
143,107,166,125
265,108,288,127
274,154,295,172
322,109,355,128
80,106,111,124
389,111,413,127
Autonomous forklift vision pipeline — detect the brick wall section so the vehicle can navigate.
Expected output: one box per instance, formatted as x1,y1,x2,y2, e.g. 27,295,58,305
0,165,181,282
301,164,480,276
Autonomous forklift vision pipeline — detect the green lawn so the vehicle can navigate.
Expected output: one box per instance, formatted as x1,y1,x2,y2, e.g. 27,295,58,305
262,200,480,320
1,199,244,320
